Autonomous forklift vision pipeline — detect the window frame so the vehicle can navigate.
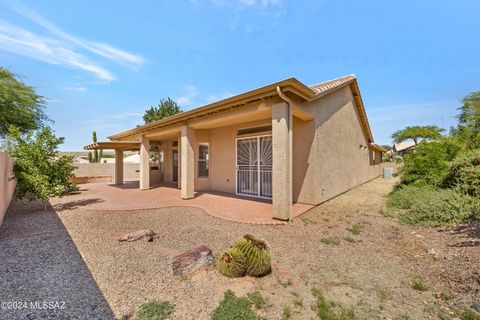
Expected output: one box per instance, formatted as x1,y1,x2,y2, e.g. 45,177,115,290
197,143,209,178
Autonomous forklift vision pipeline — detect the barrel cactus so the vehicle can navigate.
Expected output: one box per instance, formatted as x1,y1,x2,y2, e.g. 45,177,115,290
217,247,246,278
233,234,271,277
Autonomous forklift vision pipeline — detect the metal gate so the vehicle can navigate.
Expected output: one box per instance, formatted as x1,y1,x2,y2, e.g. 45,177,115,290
236,135,272,199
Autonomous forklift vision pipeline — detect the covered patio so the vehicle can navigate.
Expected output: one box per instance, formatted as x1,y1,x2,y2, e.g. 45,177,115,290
84,78,319,221
55,181,314,225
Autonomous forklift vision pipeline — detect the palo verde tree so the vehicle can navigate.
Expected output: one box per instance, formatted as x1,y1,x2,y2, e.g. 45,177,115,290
142,98,182,124
391,125,445,145
0,67,49,138
6,126,78,208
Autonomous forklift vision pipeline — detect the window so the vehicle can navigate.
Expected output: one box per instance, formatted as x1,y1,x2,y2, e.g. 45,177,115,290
198,144,209,178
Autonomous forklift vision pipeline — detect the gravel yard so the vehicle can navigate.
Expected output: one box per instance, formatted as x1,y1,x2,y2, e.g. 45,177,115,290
1,177,479,319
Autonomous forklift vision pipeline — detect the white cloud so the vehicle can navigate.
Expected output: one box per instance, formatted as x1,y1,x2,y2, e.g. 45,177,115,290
206,91,234,103
8,1,144,69
197,0,285,32
175,85,199,108
65,85,87,92
0,20,116,81
174,85,235,109
209,0,281,7
0,1,144,81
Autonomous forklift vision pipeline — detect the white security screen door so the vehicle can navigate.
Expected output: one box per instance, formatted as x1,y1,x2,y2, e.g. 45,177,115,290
236,135,272,198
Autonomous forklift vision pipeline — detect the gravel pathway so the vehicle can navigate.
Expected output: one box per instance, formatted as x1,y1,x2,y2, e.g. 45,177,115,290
0,202,115,320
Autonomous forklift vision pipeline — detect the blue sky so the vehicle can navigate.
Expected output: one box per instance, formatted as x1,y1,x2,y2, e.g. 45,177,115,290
1,0,479,150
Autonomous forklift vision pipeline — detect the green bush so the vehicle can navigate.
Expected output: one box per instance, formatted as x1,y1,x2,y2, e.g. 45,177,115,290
136,301,174,320
443,151,480,197
211,290,264,320
385,185,480,226
6,126,78,205
399,139,461,186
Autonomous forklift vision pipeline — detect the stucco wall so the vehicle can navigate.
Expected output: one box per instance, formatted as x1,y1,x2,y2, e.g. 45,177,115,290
0,152,16,226
209,119,271,193
292,86,382,205
75,163,140,180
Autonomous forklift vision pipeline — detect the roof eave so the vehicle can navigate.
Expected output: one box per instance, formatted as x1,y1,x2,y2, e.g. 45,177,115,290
108,78,316,140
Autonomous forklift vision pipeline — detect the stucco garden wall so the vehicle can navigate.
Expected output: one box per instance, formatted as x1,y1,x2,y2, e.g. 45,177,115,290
75,163,140,181
0,152,16,226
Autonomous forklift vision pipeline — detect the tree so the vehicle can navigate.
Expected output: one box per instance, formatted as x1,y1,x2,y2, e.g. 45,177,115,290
142,98,182,124
6,126,78,208
0,67,48,137
391,125,445,145
88,130,103,163
452,91,480,149
458,91,480,128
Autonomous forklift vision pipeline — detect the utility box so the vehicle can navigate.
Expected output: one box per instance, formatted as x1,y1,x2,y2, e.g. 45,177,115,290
384,167,394,179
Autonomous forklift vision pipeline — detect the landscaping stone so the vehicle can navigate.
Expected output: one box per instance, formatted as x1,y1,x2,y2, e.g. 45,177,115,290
172,245,215,276
427,248,437,256
117,229,154,242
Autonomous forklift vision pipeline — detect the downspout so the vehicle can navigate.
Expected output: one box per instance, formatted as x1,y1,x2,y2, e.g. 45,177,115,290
276,86,293,112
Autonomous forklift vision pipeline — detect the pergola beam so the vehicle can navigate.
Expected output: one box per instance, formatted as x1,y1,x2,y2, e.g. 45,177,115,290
83,141,140,150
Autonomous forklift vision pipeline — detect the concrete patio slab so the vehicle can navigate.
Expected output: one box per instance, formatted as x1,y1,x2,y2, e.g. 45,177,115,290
52,181,314,225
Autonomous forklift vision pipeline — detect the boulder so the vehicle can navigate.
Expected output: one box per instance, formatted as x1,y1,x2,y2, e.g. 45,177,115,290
172,245,215,276
118,229,154,242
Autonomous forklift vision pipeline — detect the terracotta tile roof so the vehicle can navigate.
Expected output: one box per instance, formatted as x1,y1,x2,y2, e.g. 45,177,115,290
309,74,356,95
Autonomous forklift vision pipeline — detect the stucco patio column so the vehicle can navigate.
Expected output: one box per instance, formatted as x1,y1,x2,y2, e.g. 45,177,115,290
140,135,150,190
180,125,194,199
114,149,123,185
272,101,292,220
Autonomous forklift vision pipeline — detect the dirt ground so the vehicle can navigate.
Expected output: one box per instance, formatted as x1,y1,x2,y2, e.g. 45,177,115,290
2,177,479,319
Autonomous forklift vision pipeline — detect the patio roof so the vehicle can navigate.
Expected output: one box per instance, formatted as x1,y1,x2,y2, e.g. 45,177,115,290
105,74,378,147
108,77,318,140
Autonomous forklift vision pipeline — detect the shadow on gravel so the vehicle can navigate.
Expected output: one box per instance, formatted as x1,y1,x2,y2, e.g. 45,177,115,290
52,198,104,211
0,200,115,320
443,221,480,248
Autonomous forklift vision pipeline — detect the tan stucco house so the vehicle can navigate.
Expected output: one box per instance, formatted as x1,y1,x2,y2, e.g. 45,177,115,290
84,75,385,221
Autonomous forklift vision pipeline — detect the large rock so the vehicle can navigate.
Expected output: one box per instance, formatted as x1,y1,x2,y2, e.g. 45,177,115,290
172,246,215,276
118,229,154,242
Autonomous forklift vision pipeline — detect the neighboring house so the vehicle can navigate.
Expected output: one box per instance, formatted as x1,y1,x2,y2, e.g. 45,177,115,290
84,75,385,220
393,141,416,156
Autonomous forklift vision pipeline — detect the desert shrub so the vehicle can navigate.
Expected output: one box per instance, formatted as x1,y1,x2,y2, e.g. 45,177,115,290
135,301,174,320
246,291,270,310
346,224,363,235
411,279,428,292
6,126,78,205
443,151,480,197
282,306,292,319
320,237,340,246
460,309,480,320
385,185,480,226
211,290,264,320
311,288,355,320
399,139,461,186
